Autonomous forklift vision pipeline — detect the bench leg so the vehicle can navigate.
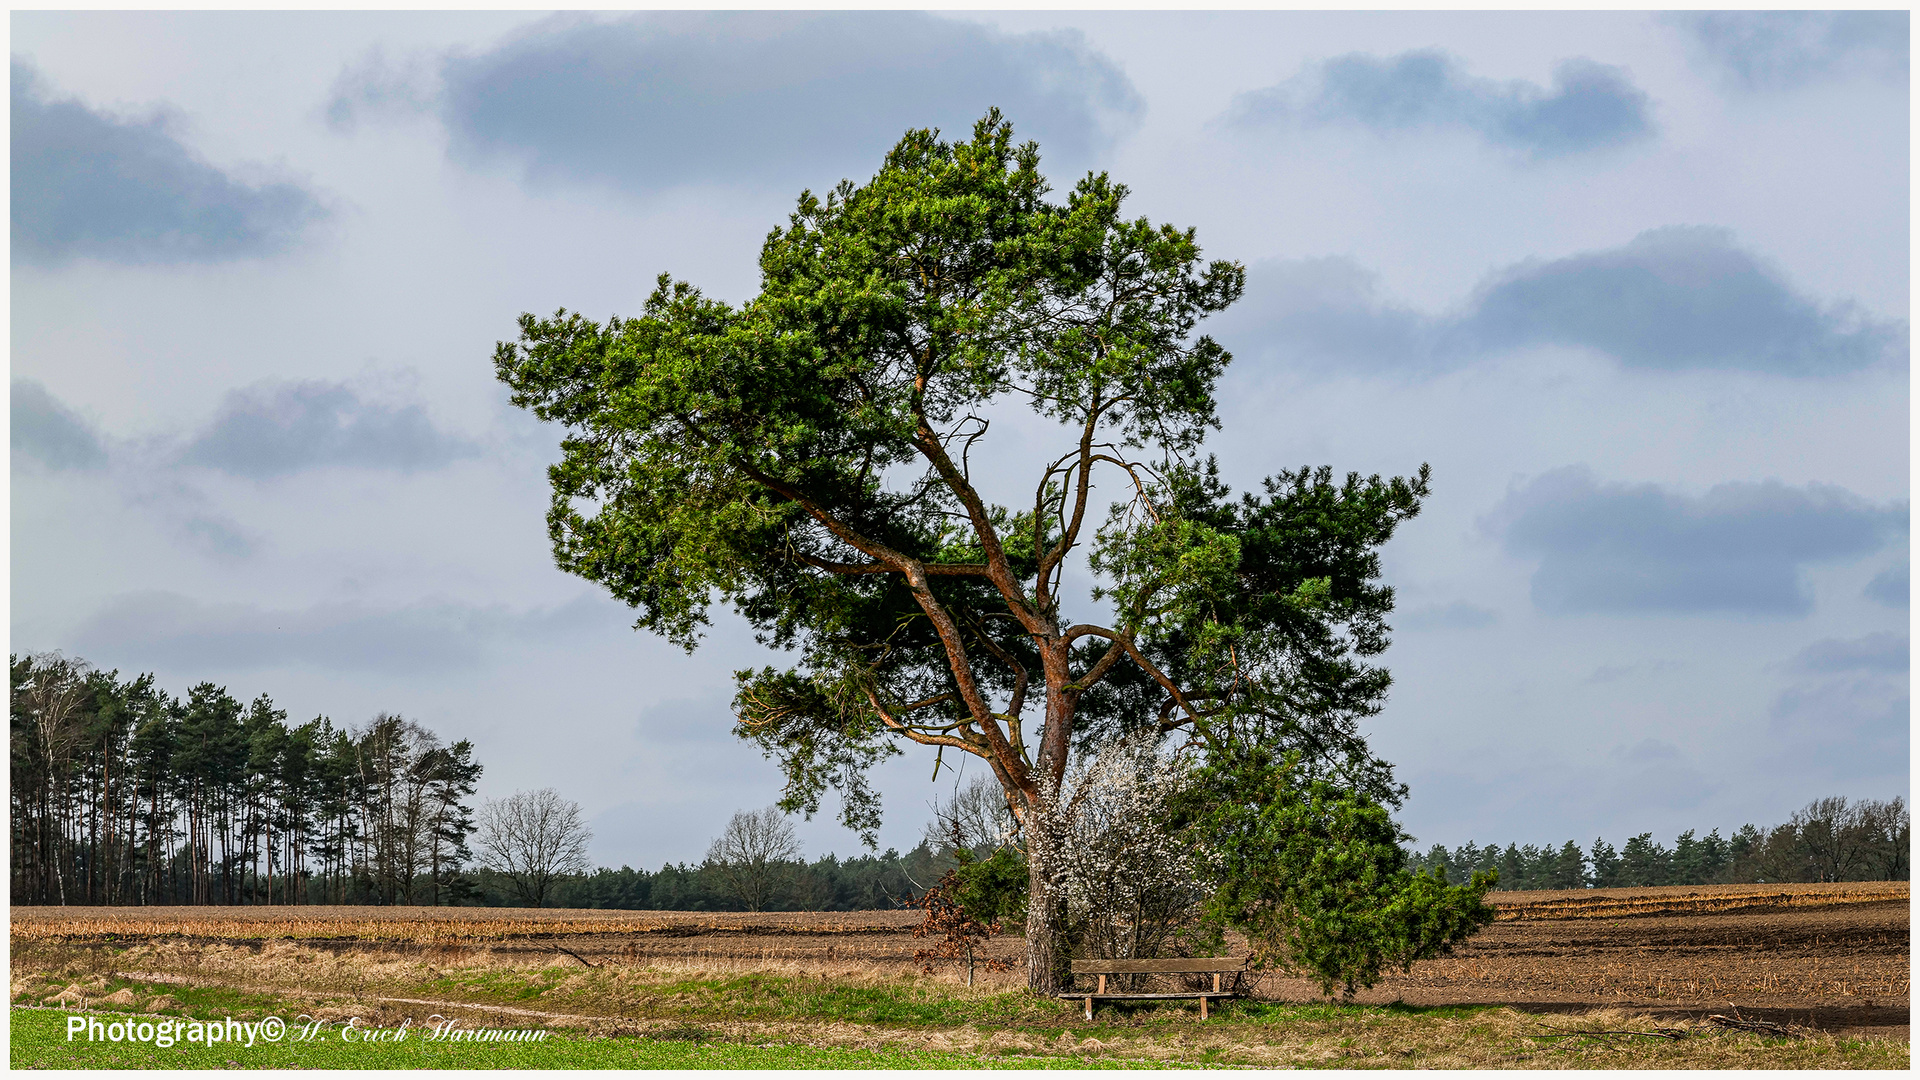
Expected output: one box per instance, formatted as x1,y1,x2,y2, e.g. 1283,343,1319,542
1200,995,1208,1021
1085,996,1093,1022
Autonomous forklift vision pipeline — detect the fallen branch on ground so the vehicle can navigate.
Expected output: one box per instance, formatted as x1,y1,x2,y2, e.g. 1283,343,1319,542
552,946,597,968
1708,1010,1799,1039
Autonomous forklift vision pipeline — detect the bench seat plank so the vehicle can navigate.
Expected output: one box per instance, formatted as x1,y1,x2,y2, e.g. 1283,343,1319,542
1055,991,1239,1000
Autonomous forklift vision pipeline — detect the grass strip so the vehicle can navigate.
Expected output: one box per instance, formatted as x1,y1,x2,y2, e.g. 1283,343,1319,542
426,967,1497,1030
9,1008,1183,1070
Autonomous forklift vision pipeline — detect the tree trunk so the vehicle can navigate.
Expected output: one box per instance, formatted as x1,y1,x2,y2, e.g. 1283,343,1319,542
1024,842,1067,994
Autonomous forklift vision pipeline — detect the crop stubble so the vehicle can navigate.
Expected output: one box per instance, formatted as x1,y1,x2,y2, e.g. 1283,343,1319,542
1366,884,1908,1032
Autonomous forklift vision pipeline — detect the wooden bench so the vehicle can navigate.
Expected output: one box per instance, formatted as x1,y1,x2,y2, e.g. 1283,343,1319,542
1058,957,1248,1020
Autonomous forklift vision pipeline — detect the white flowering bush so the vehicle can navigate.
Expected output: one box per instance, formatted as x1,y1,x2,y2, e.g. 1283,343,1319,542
1033,736,1211,967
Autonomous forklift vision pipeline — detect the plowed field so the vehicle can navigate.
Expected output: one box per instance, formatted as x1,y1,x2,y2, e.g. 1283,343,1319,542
1341,883,1910,1038
13,881,1908,1037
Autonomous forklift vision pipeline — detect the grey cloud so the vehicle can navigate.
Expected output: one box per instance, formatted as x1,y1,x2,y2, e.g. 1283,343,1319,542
9,381,256,559
1488,466,1906,617
325,48,437,131
1208,256,1437,372
12,379,107,470
1585,660,1681,684
1788,633,1908,674
1765,673,1909,781
123,480,259,561
1398,600,1497,631
1454,227,1904,375
12,58,326,266
179,380,480,478
69,590,625,676
1212,229,1905,378
1228,49,1652,157
1864,561,1908,609
1617,738,1680,764
338,12,1142,194
176,509,257,561
1587,664,1633,684
1671,12,1908,91
595,691,849,864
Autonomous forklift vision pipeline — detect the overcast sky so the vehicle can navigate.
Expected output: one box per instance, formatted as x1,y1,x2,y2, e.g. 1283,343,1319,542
11,10,1909,868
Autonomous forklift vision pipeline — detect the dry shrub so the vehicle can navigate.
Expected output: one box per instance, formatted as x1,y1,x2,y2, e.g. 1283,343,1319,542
46,984,86,1006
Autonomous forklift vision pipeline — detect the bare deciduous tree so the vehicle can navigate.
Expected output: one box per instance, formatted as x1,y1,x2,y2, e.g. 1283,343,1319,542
704,806,802,912
476,788,593,907
1853,797,1910,880
923,772,1020,859
1793,795,1910,882
14,652,95,905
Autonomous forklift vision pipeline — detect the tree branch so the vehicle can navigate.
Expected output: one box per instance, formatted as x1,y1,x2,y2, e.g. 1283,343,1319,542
961,611,1031,763
672,412,928,577
1061,624,1206,725
795,553,990,577
908,405,1047,636
1035,392,1108,605
898,565,1033,797
862,684,977,752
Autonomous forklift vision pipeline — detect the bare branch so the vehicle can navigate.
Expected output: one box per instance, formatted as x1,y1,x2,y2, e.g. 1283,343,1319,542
1061,624,1206,726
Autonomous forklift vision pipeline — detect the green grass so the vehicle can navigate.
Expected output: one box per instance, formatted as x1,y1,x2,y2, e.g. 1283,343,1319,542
9,1008,1182,1070
13,961,1906,1070
422,966,1498,1033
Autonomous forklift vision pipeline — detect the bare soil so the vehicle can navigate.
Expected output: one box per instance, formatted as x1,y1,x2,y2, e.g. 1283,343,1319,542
1310,887,1910,1040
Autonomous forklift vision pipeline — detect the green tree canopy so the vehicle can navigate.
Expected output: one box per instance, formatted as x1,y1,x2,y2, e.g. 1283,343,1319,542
496,111,1430,991
1187,746,1496,998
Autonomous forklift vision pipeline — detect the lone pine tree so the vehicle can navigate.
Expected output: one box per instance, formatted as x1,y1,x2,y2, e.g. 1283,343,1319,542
495,111,1429,993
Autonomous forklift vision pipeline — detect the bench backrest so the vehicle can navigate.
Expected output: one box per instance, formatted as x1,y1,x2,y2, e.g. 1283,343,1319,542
1070,957,1247,975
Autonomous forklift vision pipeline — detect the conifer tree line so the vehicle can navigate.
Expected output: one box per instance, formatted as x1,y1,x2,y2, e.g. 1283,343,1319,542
1408,795,1909,890
503,847,951,913
11,652,482,906
11,648,938,913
